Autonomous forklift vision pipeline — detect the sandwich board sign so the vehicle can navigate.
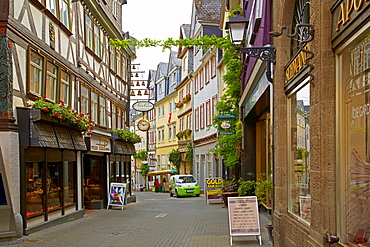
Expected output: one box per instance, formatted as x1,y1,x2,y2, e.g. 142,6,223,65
205,178,223,204
107,183,126,210
227,196,262,246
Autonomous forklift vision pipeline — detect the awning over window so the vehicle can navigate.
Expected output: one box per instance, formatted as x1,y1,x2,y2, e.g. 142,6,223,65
30,122,87,151
113,140,136,155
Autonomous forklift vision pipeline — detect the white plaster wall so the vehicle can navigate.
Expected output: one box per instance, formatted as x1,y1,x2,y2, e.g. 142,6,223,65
1,132,20,214
30,4,44,41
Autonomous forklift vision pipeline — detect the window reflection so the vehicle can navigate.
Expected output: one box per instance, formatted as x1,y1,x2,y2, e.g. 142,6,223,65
289,82,311,223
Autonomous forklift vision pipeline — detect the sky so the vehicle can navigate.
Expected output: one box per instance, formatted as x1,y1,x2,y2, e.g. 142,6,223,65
122,0,193,79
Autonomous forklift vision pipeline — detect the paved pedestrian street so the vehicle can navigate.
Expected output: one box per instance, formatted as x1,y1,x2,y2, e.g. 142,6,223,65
1,192,273,247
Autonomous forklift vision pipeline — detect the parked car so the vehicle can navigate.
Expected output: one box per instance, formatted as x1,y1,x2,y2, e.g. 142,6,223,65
169,175,200,197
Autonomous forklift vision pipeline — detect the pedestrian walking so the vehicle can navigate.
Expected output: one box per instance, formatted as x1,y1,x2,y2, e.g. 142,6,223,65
154,178,160,193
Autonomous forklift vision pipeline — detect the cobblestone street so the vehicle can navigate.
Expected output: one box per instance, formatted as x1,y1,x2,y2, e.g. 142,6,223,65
1,192,273,247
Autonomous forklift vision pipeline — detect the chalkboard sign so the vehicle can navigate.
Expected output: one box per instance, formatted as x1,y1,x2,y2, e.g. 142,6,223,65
227,196,262,246
107,183,126,210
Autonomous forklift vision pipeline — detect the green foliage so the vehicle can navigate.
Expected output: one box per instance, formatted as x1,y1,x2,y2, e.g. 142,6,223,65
211,121,242,169
133,150,148,160
112,129,141,143
255,177,273,204
138,163,149,178
185,142,193,166
169,149,181,173
110,20,243,169
238,180,256,196
29,96,95,134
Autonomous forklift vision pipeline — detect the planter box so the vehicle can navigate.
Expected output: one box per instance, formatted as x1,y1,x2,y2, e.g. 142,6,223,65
84,200,104,210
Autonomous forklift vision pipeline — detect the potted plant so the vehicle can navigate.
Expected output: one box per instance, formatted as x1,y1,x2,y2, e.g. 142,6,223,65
221,178,241,208
255,177,272,212
238,180,256,196
184,129,192,138
176,131,183,140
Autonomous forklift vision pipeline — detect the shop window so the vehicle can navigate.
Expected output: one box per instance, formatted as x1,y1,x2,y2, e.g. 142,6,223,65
26,162,44,217
47,162,61,211
338,35,370,245
63,161,75,207
25,159,76,218
288,82,311,224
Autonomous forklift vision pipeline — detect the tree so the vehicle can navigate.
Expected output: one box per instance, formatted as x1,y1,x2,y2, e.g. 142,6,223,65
138,163,149,190
168,149,181,173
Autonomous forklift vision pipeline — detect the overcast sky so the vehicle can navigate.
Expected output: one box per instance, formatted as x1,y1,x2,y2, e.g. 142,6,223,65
122,0,193,79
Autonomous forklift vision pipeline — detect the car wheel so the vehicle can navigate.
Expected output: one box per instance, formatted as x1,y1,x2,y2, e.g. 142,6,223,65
196,194,200,197
170,192,173,197
176,190,181,198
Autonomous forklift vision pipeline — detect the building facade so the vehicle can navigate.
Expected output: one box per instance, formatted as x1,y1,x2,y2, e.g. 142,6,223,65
190,0,222,192
272,0,370,246
0,0,134,236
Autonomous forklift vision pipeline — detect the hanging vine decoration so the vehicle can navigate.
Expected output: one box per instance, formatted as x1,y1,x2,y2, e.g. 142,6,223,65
110,32,242,169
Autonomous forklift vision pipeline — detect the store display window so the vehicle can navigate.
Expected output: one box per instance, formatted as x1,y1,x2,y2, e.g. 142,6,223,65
26,160,77,218
288,81,311,224
338,32,370,246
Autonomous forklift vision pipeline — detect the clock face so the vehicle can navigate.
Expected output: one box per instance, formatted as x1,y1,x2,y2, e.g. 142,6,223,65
137,119,150,131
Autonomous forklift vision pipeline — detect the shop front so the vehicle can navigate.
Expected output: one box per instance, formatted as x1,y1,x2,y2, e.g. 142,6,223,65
83,134,111,209
17,108,86,233
242,72,272,185
332,1,370,245
111,135,136,196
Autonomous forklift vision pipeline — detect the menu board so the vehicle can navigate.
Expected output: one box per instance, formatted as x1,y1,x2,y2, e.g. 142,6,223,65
107,183,126,210
227,196,261,245
206,178,223,203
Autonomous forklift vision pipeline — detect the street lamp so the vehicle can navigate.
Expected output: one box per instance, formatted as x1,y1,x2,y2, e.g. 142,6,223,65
225,10,276,82
225,10,249,46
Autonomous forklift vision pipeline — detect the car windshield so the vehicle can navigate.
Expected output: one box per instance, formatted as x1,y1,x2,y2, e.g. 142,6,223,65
176,176,196,183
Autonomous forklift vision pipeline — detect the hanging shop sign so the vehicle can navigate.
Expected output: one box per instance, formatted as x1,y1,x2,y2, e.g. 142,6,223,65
206,178,223,204
227,196,262,246
90,136,111,152
132,101,154,112
216,114,236,135
284,43,311,84
107,183,127,210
